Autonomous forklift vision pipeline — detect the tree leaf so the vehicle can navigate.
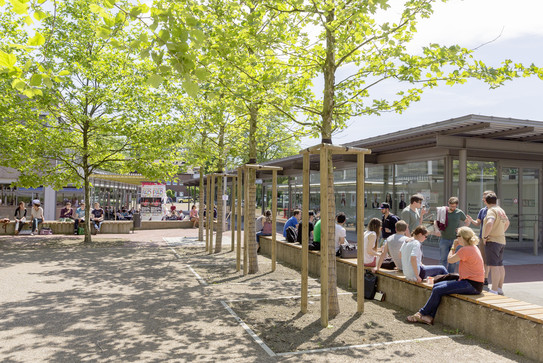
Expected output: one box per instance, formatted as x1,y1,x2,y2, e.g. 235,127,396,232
194,68,208,81
183,80,199,97
33,10,48,21
89,4,102,14
9,0,28,15
28,33,45,46
30,74,42,87
59,70,70,76
147,74,164,88
0,50,17,68
11,78,26,91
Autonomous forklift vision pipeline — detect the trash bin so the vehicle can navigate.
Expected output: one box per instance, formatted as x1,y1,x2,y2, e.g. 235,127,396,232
133,212,141,229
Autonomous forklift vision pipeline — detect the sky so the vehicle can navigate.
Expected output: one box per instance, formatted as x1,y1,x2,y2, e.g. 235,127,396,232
301,0,543,147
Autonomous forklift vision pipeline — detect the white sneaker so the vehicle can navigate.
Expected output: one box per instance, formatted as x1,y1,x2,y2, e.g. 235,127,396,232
30,232,34,236
497,288,504,296
488,289,498,294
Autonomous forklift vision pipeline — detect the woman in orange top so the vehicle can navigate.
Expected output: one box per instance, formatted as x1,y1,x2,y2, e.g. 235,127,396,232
407,226,484,325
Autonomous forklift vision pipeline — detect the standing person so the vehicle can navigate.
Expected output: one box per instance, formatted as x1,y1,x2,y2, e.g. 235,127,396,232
400,194,427,236
91,202,104,233
334,212,347,256
374,220,409,272
398,193,407,210
313,218,321,245
434,197,470,273
297,210,315,243
482,192,510,295
59,202,74,222
190,205,199,228
30,200,44,236
400,226,448,282
364,218,382,267
74,202,85,234
14,201,27,235
407,226,484,325
467,190,495,286
380,202,399,240
282,209,301,238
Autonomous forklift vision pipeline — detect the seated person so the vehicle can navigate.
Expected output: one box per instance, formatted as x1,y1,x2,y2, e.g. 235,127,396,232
296,210,315,243
400,225,448,282
59,202,74,222
282,210,300,238
334,212,347,256
190,205,199,228
364,218,382,267
407,226,484,325
374,220,409,272
14,201,27,235
91,202,105,233
30,200,44,236
74,202,86,234
256,210,273,244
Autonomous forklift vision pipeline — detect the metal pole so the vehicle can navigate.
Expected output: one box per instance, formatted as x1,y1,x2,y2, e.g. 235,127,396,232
272,170,277,272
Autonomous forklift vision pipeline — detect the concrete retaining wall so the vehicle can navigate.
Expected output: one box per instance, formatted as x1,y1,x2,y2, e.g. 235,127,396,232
259,235,543,361
0,220,132,235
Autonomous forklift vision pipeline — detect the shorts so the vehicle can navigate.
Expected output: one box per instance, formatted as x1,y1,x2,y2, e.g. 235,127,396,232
485,241,505,266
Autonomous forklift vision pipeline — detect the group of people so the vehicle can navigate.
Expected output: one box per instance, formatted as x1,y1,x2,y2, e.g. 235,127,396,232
372,191,509,324
13,201,106,235
13,200,44,236
277,190,509,325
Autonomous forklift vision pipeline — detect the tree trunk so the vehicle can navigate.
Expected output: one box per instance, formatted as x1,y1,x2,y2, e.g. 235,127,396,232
248,105,259,273
83,171,92,244
322,7,340,317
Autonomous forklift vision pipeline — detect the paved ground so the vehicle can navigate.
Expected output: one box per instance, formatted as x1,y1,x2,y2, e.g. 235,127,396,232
0,229,539,361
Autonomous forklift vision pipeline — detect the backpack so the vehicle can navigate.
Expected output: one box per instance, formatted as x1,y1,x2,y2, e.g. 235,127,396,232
285,226,298,243
364,271,378,299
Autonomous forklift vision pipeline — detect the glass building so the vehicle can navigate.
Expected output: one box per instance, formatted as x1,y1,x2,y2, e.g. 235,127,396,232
258,115,543,252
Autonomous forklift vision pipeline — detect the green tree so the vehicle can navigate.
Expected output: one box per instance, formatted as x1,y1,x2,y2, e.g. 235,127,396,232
0,1,183,243
274,0,542,318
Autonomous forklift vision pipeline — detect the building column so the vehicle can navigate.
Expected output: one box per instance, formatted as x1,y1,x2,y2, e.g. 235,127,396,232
44,186,56,220
459,149,468,212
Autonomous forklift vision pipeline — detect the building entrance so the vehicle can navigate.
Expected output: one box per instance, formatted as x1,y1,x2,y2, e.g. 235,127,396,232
501,165,541,248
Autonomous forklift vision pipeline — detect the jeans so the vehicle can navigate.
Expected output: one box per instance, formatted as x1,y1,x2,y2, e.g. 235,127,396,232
419,280,479,318
419,264,448,280
93,220,102,231
439,238,458,273
32,218,43,232
256,232,271,244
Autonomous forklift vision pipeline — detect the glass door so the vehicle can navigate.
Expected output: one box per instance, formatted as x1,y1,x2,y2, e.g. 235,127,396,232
500,166,540,246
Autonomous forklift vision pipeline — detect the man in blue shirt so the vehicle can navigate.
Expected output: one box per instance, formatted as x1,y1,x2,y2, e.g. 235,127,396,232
467,190,494,286
283,209,301,237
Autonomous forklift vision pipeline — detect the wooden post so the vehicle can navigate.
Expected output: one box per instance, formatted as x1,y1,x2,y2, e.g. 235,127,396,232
231,176,235,252
205,175,210,252
320,146,329,327
357,153,366,312
301,152,310,313
237,168,242,271
210,174,216,254
272,170,277,272
243,166,249,275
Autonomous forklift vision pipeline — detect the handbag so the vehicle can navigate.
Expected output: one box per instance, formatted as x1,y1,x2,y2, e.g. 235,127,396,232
339,243,357,259
39,227,53,235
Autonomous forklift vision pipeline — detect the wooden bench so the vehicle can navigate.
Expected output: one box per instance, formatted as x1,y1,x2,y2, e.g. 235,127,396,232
0,220,132,235
259,234,543,361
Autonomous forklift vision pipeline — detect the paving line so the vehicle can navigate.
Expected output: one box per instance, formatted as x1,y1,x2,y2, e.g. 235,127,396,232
276,335,464,356
220,300,276,357
227,292,354,303
186,264,209,286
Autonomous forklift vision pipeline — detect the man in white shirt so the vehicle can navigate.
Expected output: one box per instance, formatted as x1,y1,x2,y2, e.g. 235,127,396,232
335,212,347,256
